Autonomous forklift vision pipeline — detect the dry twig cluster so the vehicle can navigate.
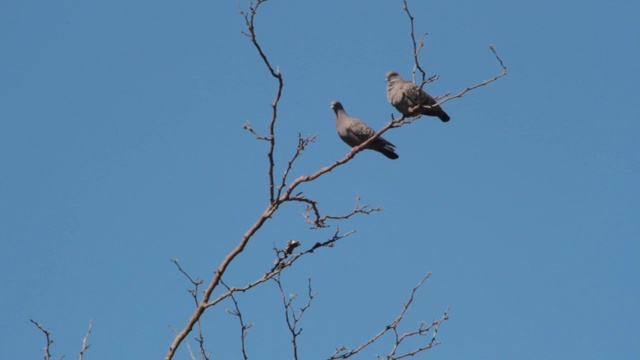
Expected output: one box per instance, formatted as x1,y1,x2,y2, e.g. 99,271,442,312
30,319,92,360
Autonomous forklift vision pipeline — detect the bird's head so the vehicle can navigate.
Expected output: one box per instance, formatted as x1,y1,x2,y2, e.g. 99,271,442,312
385,71,401,82
330,100,343,111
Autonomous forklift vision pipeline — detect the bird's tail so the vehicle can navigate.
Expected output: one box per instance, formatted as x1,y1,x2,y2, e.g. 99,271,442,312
420,104,451,122
378,145,399,160
438,111,451,122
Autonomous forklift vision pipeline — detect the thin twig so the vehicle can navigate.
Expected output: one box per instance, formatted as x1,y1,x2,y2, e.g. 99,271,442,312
440,45,507,105
169,325,197,360
243,121,271,141
30,319,53,360
387,307,450,359
171,259,204,306
240,0,283,204
402,0,428,83
78,321,92,360
222,280,252,360
170,259,209,360
391,44,507,127
277,133,318,199
293,196,383,229
274,275,317,360
401,0,507,110
329,273,449,359
206,228,354,309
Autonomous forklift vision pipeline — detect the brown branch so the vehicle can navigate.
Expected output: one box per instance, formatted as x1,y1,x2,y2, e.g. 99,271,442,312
294,196,383,229
277,133,318,199
222,280,252,360
274,275,317,360
29,319,93,360
169,325,198,360
171,259,205,307
168,260,211,360
242,121,271,141
78,321,92,360
400,0,507,115
402,0,428,83
240,0,283,204
414,45,507,126
387,308,450,359
391,44,507,126
205,228,354,310
319,196,383,224
290,196,324,227
239,1,405,210
30,319,53,360
279,113,403,197
329,273,449,359
440,44,507,104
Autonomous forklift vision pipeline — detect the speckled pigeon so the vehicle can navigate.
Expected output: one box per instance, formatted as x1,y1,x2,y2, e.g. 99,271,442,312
385,71,450,122
330,100,398,160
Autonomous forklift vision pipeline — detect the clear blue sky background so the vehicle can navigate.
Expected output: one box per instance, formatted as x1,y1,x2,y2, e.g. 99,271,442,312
1,1,638,359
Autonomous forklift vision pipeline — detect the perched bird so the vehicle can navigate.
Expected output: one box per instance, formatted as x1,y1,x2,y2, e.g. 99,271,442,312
330,100,398,160
385,71,450,122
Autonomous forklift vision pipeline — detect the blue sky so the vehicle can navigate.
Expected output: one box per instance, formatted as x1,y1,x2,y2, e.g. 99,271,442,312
1,0,638,359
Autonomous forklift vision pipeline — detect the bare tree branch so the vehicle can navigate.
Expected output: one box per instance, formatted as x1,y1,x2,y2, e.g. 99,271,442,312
170,259,209,360
315,196,383,226
274,275,317,360
206,228,354,310
402,0,429,83
30,319,53,360
440,45,508,104
387,307,450,359
288,195,383,229
277,133,319,199
169,325,198,360
400,0,508,121
243,121,271,141
329,273,449,359
222,280,252,360
240,0,283,204
78,321,92,360
30,319,93,360
167,225,358,358
393,42,507,126
276,116,404,201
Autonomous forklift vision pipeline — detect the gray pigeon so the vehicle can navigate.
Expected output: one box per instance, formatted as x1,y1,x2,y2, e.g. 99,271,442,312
331,100,398,160
385,71,450,122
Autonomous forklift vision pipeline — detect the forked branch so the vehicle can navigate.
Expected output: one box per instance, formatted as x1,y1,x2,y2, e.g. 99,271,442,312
401,0,507,113
329,273,449,359
240,0,283,204
78,321,93,360
275,275,317,360
30,320,53,360
30,319,93,360
222,280,252,360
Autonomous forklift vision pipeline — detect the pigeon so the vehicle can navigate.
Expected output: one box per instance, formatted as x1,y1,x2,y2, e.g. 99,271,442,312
385,71,450,122
330,100,398,160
